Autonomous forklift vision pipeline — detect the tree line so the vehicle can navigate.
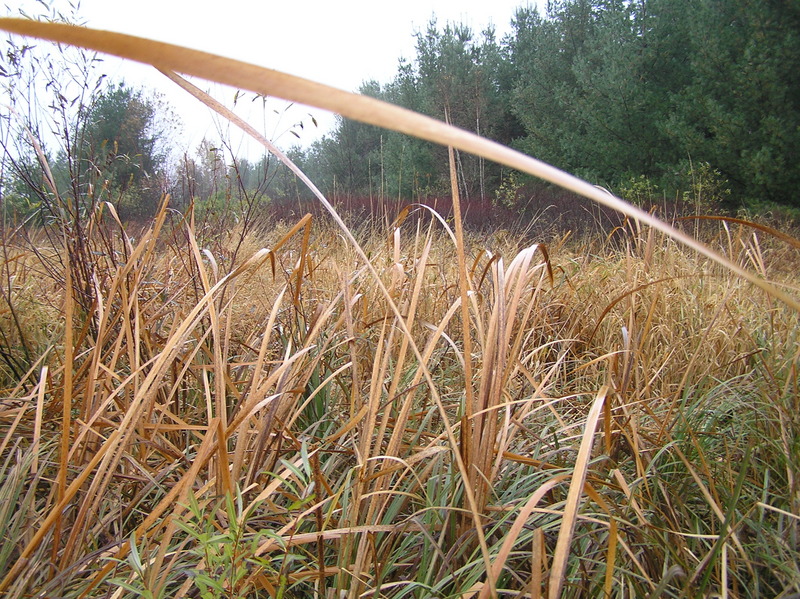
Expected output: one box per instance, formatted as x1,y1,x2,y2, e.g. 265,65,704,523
2,0,799,225
297,0,800,210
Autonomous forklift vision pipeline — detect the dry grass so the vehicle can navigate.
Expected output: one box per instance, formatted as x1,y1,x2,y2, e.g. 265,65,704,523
0,17,798,599
0,200,796,598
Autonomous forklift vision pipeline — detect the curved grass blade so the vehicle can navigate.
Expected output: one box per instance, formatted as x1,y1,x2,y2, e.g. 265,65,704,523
548,386,608,598
0,18,796,313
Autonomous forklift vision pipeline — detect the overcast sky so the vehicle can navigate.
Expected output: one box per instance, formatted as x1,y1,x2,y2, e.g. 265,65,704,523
5,0,541,155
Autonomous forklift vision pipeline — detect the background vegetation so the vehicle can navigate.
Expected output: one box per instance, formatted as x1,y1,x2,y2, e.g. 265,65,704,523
3,0,800,226
298,0,800,212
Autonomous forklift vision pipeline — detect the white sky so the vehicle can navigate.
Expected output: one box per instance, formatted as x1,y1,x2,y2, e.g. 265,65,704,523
4,0,541,156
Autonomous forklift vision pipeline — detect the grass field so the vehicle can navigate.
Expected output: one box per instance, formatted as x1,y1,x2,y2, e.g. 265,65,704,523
0,16,799,599
1,199,798,598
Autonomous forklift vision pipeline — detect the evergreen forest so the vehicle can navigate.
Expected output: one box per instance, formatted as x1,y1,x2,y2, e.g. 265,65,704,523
297,0,800,212
3,0,800,224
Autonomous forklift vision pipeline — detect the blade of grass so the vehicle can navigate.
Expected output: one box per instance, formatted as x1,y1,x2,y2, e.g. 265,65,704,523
605,517,618,596
0,18,796,313
186,218,227,433
548,385,608,599
478,474,568,599
531,527,546,599
52,247,73,565
31,366,46,475
446,129,476,518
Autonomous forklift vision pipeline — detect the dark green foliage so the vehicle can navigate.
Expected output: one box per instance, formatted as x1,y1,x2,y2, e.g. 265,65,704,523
83,83,164,216
661,0,800,206
300,22,510,202
299,0,800,209
85,82,175,219
510,0,800,205
511,1,667,182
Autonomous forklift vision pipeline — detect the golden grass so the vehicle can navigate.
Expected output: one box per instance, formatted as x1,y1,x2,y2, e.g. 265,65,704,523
0,15,798,599
0,202,796,596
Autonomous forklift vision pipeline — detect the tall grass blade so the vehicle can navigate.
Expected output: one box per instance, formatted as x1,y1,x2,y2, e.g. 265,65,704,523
548,385,608,598
0,18,796,311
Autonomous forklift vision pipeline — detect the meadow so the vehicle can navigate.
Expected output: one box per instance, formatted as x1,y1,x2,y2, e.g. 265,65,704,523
0,17,799,599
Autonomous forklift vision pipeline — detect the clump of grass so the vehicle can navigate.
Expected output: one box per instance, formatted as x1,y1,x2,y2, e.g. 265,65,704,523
0,17,798,599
